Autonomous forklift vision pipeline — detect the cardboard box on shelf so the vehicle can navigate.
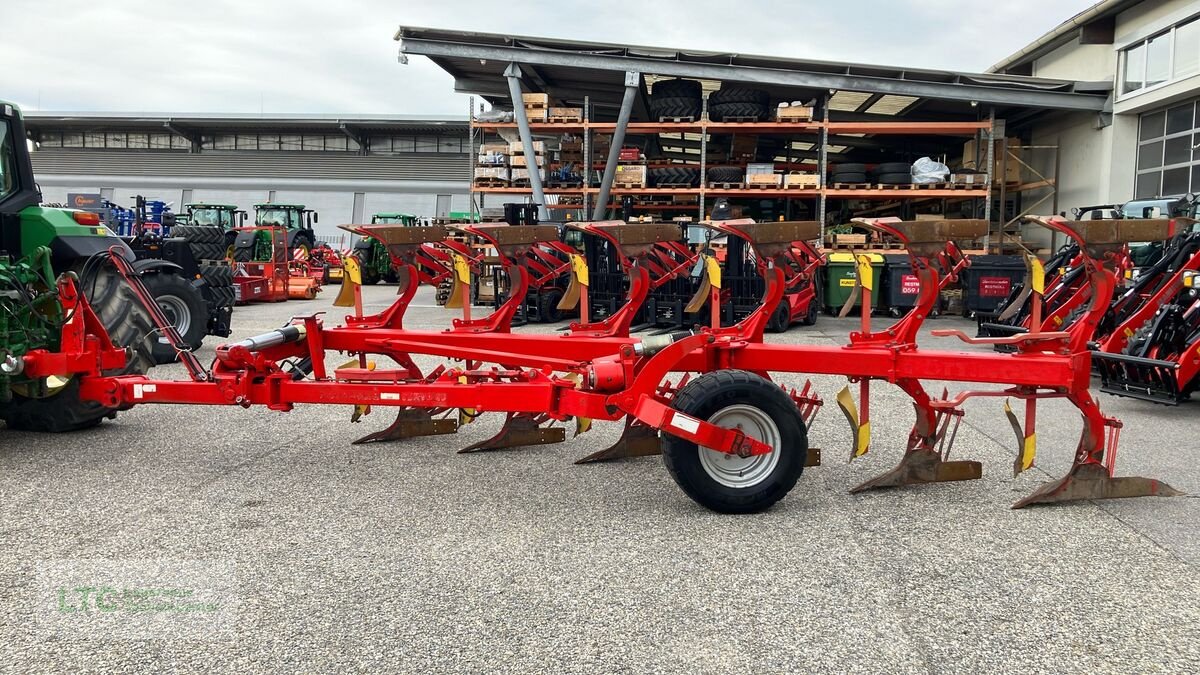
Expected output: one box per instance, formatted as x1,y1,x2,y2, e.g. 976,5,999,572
510,167,547,181
747,173,783,186
479,142,509,154
521,93,550,108
508,140,547,155
473,166,510,182
962,137,1022,184
614,164,647,186
510,154,545,168
477,151,508,166
784,172,820,188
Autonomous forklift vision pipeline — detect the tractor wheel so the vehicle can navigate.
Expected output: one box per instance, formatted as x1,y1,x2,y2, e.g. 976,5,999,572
142,272,208,364
766,302,790,333
661,370,808,513
799,295,819,326
539,288,565,323
2,262,155,432
356,252,381,285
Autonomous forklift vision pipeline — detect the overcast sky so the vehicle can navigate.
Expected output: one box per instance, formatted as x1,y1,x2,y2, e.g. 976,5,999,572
1,0,1099,115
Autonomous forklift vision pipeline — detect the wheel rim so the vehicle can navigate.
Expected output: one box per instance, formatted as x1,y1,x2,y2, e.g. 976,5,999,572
156,294,191,335
697,403,781,488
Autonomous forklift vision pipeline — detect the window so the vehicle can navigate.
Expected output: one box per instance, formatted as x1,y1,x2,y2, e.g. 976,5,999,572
414,136,437,153
1177,19,1200,78
1120,15,1200,96
1135,98,1200,198
0,120,15,202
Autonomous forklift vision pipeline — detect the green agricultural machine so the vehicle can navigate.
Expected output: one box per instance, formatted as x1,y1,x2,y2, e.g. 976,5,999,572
0,101,155,431
350,212,419,284
231,203,317,261
178,202,246,257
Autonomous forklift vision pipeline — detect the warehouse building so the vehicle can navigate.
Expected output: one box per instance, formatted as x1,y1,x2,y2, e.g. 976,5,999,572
23,112,471,244
992,0,1200,210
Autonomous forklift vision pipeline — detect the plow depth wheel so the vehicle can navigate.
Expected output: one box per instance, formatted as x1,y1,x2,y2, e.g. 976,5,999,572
662,370,808,513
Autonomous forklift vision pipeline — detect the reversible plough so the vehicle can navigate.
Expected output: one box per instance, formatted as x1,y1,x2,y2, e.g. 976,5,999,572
20,216,1185,512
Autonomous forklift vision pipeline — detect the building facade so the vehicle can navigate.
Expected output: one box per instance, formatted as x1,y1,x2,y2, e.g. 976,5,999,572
993,0,1200,212
24,113,471,245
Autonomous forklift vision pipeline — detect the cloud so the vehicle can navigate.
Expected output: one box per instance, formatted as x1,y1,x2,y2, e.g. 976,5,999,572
0,0,1099,115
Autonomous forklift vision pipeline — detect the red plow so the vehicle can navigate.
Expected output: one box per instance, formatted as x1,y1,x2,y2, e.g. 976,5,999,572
23,216,1183,512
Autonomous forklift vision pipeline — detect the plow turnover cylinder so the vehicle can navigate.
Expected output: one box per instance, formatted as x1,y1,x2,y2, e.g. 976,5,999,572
226,324,307,352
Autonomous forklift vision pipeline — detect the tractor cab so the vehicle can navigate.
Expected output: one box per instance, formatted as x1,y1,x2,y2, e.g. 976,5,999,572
370,212,419,226
184,203,245,230
252,203,317,253
1074,194,1199,269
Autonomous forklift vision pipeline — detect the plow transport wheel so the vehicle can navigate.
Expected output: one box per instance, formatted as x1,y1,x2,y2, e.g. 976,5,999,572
662,370,807,513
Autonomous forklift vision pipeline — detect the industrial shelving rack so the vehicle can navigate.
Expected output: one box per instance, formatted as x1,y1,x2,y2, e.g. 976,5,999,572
466,93,998,245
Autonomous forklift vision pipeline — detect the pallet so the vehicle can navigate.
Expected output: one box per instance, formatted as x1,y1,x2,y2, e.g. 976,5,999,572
707,182,745,189
614,182,647,190
511,179,531,188
655,182,696,189
745,182,783,189
657,115,697,123
715,116,764,123
877,183,918,190
472,178,510,188
545,180,583,188
546,116,582,124
830,183,871,190
946,182,982,189
783,182,819,190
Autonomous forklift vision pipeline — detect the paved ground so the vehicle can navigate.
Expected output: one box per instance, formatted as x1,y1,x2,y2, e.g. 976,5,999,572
2,284,1198,672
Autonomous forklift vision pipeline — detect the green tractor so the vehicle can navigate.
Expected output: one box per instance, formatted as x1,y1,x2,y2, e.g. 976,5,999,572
351,212,418,284
0,101,155,432
231,203,317,262
179,202,246,259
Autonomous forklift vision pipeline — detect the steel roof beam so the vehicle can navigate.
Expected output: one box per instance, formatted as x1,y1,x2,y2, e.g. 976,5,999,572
402,38,1105,112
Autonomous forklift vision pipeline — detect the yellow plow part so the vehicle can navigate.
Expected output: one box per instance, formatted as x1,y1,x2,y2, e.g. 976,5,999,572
333,256,362,308
443,254,470,309
558,254,587,311
1004,399,1037,476
836,386,870,461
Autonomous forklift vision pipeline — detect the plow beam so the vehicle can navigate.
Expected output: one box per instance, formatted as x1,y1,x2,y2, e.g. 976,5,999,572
353,408,458,444
458,413,567,453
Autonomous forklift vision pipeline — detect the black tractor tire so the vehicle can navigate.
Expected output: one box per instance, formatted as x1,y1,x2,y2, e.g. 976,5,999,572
355,252,381,285
661,370,808,514
830,172,867,184
706,165,744,184
290,232,315,259
648,96,703,121
141,272,208,364
766,302,790,333
199,261,233,287
538,288,565,323
190,242,227,262
709,86,770,106
2,262,155,432
799,288,820,326
708,101,770,122
833,163,867,175
173,225,224,245
875,162,912,175
877,172,913,185
233,246,253,263
649,167,700,187
651,78,702,99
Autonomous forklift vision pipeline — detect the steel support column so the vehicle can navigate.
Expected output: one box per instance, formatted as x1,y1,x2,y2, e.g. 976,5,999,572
506,63,550,221
593,71,640,221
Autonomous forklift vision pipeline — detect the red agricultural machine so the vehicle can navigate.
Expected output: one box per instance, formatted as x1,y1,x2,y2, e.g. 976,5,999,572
9,213,1184,512
230,226,322,303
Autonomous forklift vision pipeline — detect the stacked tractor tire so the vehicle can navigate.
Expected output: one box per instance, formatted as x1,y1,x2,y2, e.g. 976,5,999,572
648,167,700,187
649,78,704,121
170,224,237,348
707,86,772,122
830,162,912,186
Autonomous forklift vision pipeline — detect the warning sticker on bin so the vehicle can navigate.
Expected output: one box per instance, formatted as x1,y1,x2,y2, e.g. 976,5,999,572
979,276,1012,297
839,278,856,287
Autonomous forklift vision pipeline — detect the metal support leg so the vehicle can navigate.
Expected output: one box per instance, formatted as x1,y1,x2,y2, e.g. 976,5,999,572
505,63,550,222
592,71,640,221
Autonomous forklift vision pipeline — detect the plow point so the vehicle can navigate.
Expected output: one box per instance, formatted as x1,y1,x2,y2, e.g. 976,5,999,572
849,448,982,493
459,413,566,453
1011,463,1184,508
352,408,458,444
575,419,661,464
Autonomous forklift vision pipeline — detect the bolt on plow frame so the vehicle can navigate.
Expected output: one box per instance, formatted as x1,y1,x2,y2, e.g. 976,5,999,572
16,216,1184,513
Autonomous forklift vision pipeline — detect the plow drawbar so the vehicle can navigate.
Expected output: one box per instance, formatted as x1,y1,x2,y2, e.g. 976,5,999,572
32,215,1182,513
